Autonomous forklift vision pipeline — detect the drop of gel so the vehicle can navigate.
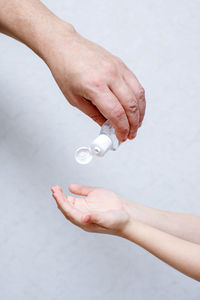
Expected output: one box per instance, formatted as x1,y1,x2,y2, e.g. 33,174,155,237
75,147,93,165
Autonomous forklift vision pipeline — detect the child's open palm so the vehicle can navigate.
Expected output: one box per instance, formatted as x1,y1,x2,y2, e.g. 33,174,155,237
51,184,129,235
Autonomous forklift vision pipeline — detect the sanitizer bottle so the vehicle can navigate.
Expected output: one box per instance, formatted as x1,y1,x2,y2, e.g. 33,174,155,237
75,120,120,164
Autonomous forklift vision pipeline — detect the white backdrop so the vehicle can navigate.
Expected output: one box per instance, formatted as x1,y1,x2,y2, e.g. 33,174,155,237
0,0,200,299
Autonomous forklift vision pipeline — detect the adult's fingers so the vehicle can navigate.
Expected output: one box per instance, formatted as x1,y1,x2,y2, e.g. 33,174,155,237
69,95,106,126
109,78,140,139
90,87,130,142
123,69,146,128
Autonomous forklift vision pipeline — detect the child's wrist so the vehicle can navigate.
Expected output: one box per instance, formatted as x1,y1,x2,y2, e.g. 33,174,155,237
117,216,135,239
123,198,137,219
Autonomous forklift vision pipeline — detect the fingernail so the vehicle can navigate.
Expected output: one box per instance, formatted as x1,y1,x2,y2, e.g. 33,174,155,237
129,133,136,140
120,136,128,142
128,136,135,140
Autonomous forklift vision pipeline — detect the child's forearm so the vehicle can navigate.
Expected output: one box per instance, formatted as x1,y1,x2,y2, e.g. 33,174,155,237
51,184,200,281
121,219,200,281
125,201,200,244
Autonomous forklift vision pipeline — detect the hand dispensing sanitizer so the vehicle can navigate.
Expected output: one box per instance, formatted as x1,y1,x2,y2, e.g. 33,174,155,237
75,120,120,164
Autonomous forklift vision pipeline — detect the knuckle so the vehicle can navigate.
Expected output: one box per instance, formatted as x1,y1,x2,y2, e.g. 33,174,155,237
135,87,145,101
82,77,105,94
90,78,104,89
83,85,98,98
127,100,138,113
104,63,118,77
112,107,124,120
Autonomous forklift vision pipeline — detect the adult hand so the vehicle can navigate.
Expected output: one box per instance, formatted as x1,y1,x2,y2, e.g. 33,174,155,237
45,28,146,142
0,0,145,142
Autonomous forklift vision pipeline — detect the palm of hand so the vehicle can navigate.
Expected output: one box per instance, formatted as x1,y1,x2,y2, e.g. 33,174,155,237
70,188,123,213
52,185,129,234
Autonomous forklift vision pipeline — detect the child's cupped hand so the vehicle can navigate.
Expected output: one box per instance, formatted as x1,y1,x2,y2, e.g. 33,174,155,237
51,184,130,235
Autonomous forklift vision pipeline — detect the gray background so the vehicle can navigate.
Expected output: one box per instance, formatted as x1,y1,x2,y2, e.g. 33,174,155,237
0,0,200,299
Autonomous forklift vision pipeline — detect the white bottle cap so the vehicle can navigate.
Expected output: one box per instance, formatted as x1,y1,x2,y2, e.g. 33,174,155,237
75,147,93,165
91,134,112,156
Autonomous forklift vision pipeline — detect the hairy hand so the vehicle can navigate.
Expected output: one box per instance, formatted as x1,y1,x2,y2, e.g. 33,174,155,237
45,28,146,142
